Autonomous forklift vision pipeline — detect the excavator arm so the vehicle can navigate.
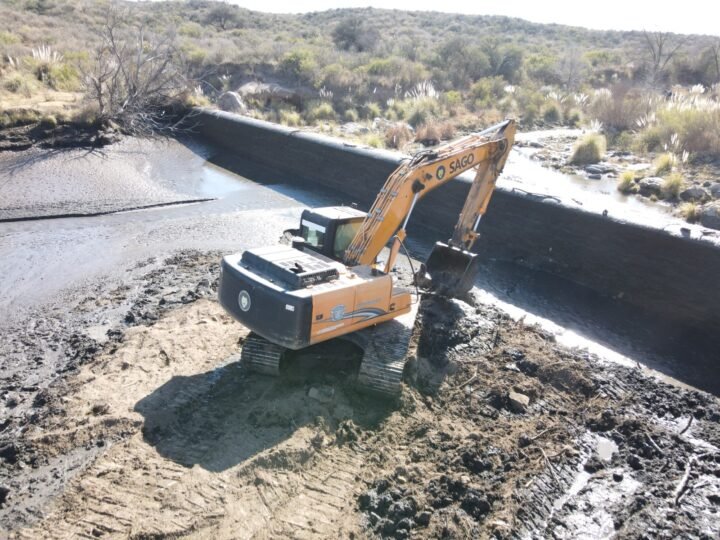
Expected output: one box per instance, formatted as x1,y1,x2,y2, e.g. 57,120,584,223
344,119,516,289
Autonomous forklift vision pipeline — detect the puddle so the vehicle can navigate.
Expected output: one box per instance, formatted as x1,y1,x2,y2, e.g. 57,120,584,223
596,436,618,461
197,161,253,197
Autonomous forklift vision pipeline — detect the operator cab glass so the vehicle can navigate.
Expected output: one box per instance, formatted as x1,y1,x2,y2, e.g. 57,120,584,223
333,220,362,259
300,220,326,250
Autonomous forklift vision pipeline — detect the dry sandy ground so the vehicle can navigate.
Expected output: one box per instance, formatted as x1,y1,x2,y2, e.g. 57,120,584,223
1,252,719,539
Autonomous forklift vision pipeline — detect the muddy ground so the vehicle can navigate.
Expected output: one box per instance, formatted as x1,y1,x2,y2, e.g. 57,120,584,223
1,250,718,539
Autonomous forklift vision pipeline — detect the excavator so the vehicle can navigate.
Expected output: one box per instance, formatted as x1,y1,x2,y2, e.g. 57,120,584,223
218,119,516,395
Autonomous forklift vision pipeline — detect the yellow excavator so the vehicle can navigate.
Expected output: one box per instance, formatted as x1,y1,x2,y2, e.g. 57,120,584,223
218,119,516,394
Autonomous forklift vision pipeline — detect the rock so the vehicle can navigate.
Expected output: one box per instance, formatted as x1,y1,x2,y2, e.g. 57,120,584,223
700,202,720,230
508,391,530,413
584,456,606,473
585,164,612,175
460,489,491,518
416,510,432,526
339,122,369,136
0,485,9,507
587,173,602,180
627,454,643,470
0,443,19,464
709,183,720,198
395,517,414,531
307,385,334,403
679,186,709,202
638,177,664,197
613,471,624,482
217,91,247,113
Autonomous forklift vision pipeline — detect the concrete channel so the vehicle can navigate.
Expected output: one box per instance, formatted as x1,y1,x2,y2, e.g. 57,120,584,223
195,109,720,336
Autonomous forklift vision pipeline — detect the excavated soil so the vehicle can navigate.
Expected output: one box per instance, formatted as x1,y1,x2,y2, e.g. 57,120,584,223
1,251,719,539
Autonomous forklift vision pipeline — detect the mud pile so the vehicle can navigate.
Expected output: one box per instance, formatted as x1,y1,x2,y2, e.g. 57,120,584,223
1,252,718,538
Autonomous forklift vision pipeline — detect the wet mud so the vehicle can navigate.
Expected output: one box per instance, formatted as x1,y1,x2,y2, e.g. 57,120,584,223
1,252,718,539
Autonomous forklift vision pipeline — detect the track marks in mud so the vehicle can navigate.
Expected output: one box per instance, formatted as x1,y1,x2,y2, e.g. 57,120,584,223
14,300,373,538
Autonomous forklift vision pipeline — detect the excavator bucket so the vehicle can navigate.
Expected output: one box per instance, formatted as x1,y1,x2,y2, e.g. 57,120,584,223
418,241,481,298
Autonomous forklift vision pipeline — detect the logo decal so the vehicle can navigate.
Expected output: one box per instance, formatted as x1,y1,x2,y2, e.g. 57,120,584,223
436,165,446,180
238,290,252,312
330,305,346,321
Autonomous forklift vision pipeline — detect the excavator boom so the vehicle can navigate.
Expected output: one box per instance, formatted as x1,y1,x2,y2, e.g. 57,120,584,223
344,119,516,296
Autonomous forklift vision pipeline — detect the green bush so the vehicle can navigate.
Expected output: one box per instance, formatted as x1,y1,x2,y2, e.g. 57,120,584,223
406,97,441,128
566,109,581,127
0,31,19,45
570,133,606,165
542,103,561,123
661,172,684,199
279,109,302,126
617,171,637,194
280,49,317,83
363,102,381,120
343,109,359,122
305,101,335,123
470,76,505,107
653,153,676,176
362,133,384,148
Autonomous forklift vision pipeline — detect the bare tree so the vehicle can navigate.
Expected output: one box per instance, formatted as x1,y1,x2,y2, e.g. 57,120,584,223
642,31,687,87
710,41,720,84
82,8,191,135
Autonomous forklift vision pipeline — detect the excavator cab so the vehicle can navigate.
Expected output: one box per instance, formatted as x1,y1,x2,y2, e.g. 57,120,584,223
285,207,367,262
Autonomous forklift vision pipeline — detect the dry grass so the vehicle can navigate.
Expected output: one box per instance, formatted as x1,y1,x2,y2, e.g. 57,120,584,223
617,170,638,194
661,172,685,199
678,202,701,222
384,124,412,149
653,153,676,176
570,133,606,165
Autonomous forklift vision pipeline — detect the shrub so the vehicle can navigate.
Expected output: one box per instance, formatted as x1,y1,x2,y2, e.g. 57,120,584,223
384,124,412,149
280,49,317,83
443,90,463,108
678,202,701,222
2,72,37,96
343,109,359,122
362,133,384,148
613,131,634,152
570,133,606,165
653,152,676,176
415,123,441,144
406,97,441,128
304,101,335,123
470,76,505,107
542,103,561,123
566,109,582,127
617,171,637,194
661,172,684,199
0,108,41,128
279,109,302,126
71,105,101,128
39,114,57,129
363,102,381,120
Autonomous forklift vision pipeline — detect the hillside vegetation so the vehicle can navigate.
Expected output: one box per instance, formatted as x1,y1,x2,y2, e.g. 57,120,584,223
1,0,719,157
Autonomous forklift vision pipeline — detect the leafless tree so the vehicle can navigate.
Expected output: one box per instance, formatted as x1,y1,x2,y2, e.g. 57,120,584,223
710,41,720,84
82,8,192,135
642,31,687,87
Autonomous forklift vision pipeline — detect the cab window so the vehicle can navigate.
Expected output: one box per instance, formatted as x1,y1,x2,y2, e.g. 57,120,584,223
333,221,362,259
301,220,325,250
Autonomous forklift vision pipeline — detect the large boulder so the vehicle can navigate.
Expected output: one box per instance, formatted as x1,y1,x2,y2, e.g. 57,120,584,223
700,202,720,230
637,176,663,197
709,183,720,199
679,186,710,203
217,92,247,113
